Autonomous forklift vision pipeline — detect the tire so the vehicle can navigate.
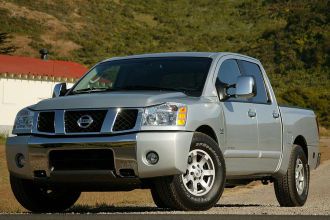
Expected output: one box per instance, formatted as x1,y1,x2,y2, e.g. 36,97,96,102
153,132,226,211
150,185,170,209
10,174,81,213
274,145,310,207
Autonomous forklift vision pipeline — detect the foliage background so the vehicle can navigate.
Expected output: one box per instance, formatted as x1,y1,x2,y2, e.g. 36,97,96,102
0,0,329,127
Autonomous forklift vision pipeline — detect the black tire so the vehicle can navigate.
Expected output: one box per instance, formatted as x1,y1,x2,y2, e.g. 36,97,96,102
10,174,81,212
274,145,310,207
150,185,170,209
153,132,226,211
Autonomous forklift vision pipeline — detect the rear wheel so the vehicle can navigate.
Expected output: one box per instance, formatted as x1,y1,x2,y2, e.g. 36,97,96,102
274,145,310,207
10,174,81,212
152,132,226,210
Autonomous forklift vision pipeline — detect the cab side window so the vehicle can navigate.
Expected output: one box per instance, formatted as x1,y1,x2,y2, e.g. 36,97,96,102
238,60,269,104
216,59,241,98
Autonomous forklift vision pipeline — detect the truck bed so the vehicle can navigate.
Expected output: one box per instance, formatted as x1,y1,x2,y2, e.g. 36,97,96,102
279,105,319,170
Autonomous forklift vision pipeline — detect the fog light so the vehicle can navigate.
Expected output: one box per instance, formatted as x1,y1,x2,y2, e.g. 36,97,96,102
15,153,26,168
146,151,159,165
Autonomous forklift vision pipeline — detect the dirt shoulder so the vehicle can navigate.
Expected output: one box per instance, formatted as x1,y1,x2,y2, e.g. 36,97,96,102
320,136,330,162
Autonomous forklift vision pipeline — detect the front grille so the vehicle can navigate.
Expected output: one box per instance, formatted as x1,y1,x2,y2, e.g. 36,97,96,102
49,149,114,171
113,109,138,131
37,112,55,133
65,110,107,133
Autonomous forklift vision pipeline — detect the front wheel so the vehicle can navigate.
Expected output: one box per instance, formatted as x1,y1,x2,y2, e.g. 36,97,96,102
152,132,226,210
150,184,170,209
274,145,310,207
10,174,81,212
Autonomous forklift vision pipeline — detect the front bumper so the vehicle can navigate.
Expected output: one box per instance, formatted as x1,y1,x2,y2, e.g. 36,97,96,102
6,132,193,183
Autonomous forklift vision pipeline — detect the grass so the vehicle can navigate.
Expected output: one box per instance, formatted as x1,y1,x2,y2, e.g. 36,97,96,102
0,0,329,128
0,133,7,145
320,127,330,137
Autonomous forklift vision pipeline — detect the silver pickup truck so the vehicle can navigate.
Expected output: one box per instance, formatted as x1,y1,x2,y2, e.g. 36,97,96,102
6,52,320,212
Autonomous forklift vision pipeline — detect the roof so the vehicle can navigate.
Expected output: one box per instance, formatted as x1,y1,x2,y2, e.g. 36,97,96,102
103,52,220,63
102,52,259,63
0,55,88,79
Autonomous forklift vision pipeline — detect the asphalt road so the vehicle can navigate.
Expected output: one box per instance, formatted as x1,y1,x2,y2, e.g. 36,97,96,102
65,159,330,215
0,214,328,220
206,160,330,215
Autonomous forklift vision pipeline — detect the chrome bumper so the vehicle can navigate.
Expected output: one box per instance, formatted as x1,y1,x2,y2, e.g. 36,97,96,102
6,132,193,182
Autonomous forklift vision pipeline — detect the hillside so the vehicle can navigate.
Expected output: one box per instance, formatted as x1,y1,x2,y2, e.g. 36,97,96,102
0,0,329,127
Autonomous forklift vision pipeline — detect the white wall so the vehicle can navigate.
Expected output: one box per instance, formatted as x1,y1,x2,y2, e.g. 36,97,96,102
0,78,73,134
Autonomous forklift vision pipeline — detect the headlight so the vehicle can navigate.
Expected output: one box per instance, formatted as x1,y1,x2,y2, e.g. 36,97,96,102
13,108,35,133
142,103,187,126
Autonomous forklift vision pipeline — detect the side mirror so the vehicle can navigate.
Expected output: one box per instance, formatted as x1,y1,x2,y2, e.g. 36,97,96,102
235,76,256,99
215,81,232,101
52,83,67,98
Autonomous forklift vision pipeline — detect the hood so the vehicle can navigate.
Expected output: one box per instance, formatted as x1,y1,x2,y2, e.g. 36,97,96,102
31,91,193,110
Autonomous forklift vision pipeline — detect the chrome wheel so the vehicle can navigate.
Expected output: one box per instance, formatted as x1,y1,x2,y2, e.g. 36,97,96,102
295,158,305,196
182,149,215,196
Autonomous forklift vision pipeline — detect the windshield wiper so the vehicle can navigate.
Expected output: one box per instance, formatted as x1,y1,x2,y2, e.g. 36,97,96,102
71,85,199,96
116,85,190,94
71,87,116,94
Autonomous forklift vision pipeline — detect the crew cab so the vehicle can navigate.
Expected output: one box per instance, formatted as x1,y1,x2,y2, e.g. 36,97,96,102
6,52,320,212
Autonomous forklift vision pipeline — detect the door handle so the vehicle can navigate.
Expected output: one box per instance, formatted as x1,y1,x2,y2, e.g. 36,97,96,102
248,109,256,118
273,111,280,119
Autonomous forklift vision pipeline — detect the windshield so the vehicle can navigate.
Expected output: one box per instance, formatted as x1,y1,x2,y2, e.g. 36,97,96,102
70,57,212,97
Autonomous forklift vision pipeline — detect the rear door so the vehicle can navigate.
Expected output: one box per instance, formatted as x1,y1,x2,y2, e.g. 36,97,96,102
238,60,282,172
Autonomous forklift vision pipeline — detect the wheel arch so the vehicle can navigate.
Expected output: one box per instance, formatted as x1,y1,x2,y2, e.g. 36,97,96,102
195,125,218,144
293,135,308,159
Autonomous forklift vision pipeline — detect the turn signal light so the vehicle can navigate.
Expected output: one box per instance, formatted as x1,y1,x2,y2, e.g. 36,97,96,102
177,106,187,126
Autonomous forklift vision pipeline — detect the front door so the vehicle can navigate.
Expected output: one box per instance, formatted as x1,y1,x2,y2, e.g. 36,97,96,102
216,59,260,176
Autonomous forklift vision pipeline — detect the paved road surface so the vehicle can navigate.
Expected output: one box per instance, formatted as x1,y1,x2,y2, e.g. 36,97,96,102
1,156,329,218
67,160,330,215
211,160,330,215
0,214,328,220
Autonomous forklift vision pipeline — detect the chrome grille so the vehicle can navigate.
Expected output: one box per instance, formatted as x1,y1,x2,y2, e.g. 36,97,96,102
64,110,107,133
37,112,55,133
35,108,140,135
113,109,138,131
